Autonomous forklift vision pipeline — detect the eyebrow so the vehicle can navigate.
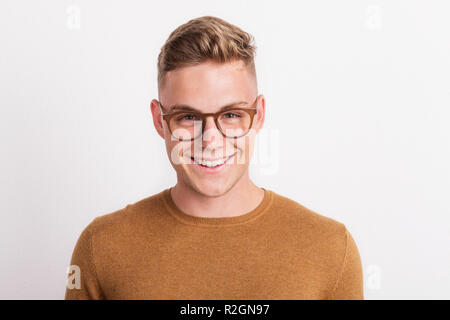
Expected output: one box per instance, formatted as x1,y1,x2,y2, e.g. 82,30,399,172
164,101,250,113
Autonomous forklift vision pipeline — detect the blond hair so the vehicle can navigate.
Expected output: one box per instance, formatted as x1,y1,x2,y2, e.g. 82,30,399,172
157,16,257,91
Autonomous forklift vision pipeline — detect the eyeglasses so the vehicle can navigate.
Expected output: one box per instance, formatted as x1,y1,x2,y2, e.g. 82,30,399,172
158,97,258,141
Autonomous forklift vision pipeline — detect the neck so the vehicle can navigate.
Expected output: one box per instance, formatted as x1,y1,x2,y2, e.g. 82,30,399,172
170,171,264,218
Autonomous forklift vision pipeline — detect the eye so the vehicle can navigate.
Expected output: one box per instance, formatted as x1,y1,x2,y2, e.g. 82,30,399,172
176,113,199,121
223,112,242,118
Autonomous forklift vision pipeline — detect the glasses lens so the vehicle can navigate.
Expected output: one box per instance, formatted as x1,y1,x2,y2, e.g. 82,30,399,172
218,109,251,138
169,113,202,141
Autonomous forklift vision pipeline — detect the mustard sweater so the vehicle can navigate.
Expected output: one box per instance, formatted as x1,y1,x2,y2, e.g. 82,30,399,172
65,187,364,300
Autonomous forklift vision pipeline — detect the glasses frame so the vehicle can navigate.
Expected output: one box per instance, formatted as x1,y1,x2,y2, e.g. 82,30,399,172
158,97,258,141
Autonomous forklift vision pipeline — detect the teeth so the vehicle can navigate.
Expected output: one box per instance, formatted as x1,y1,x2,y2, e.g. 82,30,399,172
193,157,226,167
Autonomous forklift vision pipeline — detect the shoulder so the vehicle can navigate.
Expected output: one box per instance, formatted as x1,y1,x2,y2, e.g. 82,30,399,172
88,189,168,238
270,190,347,233
268,190,359,291
268,190,349,250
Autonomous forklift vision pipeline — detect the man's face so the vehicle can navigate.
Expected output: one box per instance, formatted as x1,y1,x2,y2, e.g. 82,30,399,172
151,59,265,197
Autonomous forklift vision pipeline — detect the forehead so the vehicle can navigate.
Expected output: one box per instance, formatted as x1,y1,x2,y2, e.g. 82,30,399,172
160,59,256,113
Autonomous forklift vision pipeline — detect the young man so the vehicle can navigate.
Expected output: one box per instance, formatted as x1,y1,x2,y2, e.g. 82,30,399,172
65,16,364,300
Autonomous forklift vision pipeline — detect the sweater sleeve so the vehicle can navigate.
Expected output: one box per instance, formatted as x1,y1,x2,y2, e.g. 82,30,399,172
329,228,364,300
64,220,105,300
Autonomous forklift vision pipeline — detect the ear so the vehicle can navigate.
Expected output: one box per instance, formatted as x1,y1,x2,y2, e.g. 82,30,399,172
254,94,266,133
150,99,165,139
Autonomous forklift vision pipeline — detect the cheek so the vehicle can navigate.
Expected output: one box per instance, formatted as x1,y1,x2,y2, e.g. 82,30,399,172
166,140,185,166
232,135,255,164
167,140,201,169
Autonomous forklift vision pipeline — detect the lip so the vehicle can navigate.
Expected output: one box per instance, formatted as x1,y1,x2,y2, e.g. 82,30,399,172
192,156,234,162
189,153,236,174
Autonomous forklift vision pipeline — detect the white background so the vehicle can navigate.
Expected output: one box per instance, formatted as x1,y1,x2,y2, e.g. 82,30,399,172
1,0,449,299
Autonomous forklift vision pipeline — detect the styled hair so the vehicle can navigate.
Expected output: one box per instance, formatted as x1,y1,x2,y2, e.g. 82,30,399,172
157,16,257,91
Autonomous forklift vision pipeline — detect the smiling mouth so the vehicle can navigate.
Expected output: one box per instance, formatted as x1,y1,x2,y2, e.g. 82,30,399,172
190,153,236,168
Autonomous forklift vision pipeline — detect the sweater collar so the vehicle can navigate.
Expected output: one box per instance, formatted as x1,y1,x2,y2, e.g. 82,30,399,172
162,187,273,227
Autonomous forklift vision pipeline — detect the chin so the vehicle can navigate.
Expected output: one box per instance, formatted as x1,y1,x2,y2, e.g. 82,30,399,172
176,161,248,197
193,181,230,198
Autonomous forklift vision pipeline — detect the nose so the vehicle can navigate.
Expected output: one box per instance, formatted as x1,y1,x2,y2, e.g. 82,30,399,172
201,116,223,146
